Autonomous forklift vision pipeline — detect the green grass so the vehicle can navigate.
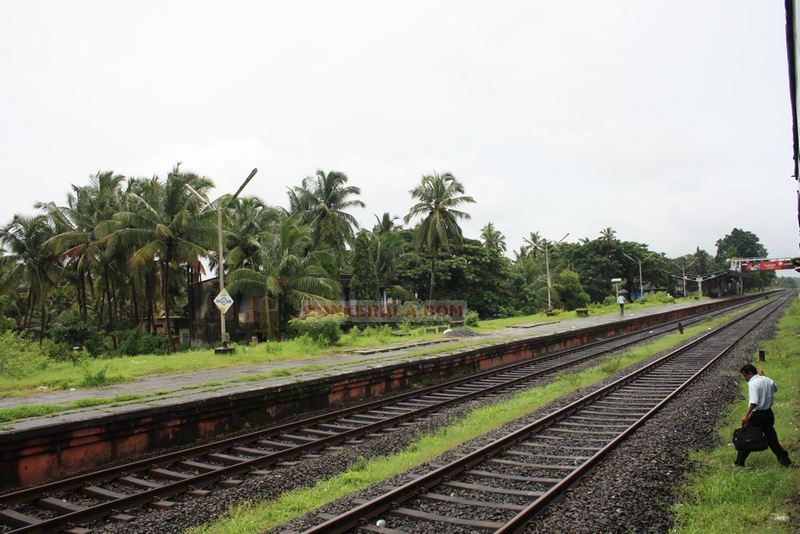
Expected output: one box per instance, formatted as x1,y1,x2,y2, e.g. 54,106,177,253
0,330,442,398
671,298,800,533
0,363,335,425
188,305,746,534
0,393,151,422
0,296,711,399
474,295,708,332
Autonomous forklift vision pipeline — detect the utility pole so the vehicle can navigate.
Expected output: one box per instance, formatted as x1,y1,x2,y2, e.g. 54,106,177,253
673,259,697,297
532,233,569,311
186,168,258,354
623,252,655,301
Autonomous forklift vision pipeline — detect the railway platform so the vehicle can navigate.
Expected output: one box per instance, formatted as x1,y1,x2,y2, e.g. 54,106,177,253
0,294,766,489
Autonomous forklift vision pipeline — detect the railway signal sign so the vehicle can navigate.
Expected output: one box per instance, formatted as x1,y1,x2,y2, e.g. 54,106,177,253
214,289,234,314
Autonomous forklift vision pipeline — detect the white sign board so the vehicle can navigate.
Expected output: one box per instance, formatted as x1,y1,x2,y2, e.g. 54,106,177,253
214,288,234,314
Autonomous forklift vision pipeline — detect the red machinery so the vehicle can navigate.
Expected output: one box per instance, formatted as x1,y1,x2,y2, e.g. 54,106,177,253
729,257,800,272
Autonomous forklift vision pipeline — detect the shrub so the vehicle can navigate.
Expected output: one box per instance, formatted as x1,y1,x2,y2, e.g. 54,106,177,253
43,339,82,363
79,359,111,386
261,340,282,354
554,269,590,310
348,325,364,338
113,329,170,356
51,318,104,355
464,310,480,327
0,331,50,377
640,291,675,304
287,314,345,345
0,296,16,333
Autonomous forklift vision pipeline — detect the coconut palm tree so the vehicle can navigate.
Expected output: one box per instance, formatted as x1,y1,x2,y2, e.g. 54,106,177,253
373,213,401,235
404,172,475,300
600,226,617,243
40,171,126,324
480,222,506,253
227,217,339,339
0,214,59,340
225,196,282,271
289,170,365,255
521,231,544,259
98,166,216,350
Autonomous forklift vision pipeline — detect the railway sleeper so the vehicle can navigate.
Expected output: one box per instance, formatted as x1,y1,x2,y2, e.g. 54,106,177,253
391,507,504,530
548,427,620,436
37,496,85,514
490,458,580,469
466,469,560,485
231,445,271,456
179,460,221,472
0,508,41,528
80,485,128,500
119,476,163,490
206,452,248,464
443,480,544,498
149,468,192,481
422,492,526,511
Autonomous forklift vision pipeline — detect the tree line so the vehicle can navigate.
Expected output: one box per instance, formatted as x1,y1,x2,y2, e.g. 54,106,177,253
0,165,776,351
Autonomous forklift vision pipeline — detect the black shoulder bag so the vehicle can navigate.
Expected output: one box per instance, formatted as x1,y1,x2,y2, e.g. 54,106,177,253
733,425,768,452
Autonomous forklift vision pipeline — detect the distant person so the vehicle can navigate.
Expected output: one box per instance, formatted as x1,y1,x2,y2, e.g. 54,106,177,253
616,293,626,316
734,364,792,468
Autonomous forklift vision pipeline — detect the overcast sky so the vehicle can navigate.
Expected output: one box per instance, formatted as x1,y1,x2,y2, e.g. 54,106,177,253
1,1,797,265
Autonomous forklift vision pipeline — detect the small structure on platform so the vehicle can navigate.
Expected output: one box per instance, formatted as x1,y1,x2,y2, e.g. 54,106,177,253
673,270,750,298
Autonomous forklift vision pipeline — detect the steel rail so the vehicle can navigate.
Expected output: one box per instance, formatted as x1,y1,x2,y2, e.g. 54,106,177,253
1,296,746,506
496,292,793,533
302,293,790,534
0,294,773,532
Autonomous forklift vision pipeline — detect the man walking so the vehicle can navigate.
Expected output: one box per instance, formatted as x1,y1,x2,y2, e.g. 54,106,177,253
734,364,792,467
616,293,626,316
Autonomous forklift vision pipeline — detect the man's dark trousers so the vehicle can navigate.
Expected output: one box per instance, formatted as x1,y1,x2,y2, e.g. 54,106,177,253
735,408,791,466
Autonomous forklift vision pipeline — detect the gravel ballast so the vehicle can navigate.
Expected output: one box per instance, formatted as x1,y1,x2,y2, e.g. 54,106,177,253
276,305,782,534
91,302,783,534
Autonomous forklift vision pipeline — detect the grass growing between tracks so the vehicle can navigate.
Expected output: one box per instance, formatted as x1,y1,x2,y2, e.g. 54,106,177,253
189,305,752,534
672,298,800,534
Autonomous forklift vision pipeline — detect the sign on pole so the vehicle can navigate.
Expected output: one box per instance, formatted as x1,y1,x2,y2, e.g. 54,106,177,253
214,289,234,314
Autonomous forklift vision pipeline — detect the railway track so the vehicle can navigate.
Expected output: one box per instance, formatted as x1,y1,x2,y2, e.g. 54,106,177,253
0,296,772,533
298,292,791,534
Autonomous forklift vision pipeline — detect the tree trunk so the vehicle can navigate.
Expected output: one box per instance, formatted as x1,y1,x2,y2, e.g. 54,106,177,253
96,286,105,329
428,248,437,301
264,296,273,340
187,266,195,342
86,270,99,323
24,289,34,329
103,264,117,348
146,268,155,333
276,296,283,340
78,272,88,322
131,273,139,328
107,273,117,330
162,257,174,352
38,292,46,344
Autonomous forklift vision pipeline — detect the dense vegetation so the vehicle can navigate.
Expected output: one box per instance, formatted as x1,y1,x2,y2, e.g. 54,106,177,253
0,165,777,359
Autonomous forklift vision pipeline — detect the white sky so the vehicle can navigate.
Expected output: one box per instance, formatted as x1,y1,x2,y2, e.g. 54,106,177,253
1,0,798,263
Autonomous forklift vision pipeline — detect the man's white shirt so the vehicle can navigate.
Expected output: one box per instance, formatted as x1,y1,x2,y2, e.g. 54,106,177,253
748,374,777,411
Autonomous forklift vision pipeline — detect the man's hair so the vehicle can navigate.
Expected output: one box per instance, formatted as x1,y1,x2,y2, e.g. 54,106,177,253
740,363,758,375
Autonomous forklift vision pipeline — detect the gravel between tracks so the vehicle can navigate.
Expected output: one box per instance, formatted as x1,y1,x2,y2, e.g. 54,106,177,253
92,311,777,534
275,312,779,534
524,318,777,534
